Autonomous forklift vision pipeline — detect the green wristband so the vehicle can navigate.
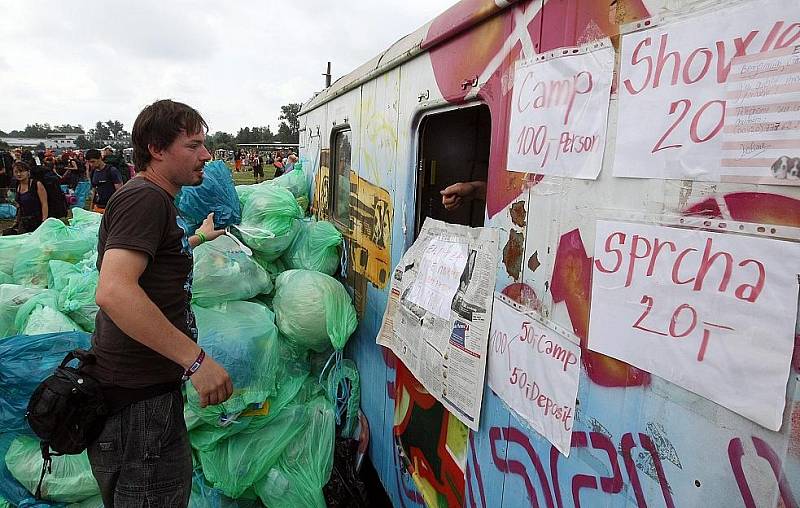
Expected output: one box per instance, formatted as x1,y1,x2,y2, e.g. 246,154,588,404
196,231,207,244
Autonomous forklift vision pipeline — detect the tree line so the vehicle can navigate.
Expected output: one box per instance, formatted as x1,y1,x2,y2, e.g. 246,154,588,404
0,103,302,152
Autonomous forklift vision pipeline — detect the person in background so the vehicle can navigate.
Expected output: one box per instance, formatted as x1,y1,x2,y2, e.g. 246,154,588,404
0,150,13,188
273,154,285,178
20,149,38,169
285,153,298,172
84,99,232,507
3,160,47,235
33,156,69,220
234,149,243,172
86,148,123,213
57,153,80,188
251,151,264,183
103,146,131,184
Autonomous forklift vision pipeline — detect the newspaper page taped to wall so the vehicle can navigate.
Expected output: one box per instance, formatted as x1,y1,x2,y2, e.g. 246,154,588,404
377,218,500,430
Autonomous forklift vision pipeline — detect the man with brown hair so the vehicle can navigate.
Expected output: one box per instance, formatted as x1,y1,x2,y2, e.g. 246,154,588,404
85,99,233,507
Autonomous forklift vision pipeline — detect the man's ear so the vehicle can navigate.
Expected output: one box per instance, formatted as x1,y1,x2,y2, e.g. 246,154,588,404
148,144,166,162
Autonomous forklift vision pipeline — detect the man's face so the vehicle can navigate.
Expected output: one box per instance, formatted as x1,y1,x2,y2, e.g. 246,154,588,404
162,130,211,187
86,157,102,170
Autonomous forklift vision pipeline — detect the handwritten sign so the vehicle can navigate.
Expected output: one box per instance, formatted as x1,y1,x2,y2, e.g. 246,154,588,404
488,296,581,456
506,42,614,179
615,0,800,181
406,238,468,319
588,220,800,430
719,46,800,185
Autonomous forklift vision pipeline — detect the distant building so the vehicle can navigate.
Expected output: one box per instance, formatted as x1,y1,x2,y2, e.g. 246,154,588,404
47,132,85,149
0,132,84,150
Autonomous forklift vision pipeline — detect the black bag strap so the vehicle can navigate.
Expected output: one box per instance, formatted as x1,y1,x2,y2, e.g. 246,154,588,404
35,441,63,499
59,349,96,369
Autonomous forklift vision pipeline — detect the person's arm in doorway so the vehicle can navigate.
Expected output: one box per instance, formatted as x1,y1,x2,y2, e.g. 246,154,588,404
440,180,486,210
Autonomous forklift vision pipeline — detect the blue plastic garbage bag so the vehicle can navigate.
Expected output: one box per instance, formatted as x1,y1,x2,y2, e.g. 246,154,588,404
71,181,91,210
175,160,241,231
0,332,91,433
0,204,15,220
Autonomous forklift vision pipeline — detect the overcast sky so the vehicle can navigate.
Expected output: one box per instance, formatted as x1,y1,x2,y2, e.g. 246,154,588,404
0,0,453,135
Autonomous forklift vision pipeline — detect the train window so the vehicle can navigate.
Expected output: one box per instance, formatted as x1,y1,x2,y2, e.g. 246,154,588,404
330,128,352,227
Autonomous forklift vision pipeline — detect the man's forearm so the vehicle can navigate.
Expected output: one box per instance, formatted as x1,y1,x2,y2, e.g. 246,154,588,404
468,180,487,201
96,281,200,370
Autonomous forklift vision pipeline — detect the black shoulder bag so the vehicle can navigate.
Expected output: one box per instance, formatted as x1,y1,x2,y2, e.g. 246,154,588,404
25,349,182,499
25,349,107,498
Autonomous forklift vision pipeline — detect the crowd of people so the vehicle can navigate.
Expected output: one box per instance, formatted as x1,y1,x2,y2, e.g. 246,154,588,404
233,149,298,182
0,144,304,236
0,146,134,234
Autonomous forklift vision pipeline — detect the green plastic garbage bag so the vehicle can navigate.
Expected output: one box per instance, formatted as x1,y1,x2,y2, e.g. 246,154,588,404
0,285,47,338
273,270,357,352
0,273,11,286
234,184,257,207
281,219,342,275
0,495,10,508
239,183,302,235
48,260,99,332
186,301,282,421
232,219,300,263
15,291,81,335
5,436,99,503
192,235,272,307
69,207,103,232
254,394,335,508
188,345,311,451
189,470,259,508
198,403,309,498
296,195,309,212
12,218,97,287
269,168,309,199
0,234,30,277
254,255,286,279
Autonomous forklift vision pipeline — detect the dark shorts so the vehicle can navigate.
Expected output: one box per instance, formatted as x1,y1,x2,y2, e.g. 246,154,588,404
253,165,264,177
87,390,192,508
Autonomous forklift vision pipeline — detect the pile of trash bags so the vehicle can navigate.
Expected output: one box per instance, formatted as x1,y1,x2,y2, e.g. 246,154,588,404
0,166,362,507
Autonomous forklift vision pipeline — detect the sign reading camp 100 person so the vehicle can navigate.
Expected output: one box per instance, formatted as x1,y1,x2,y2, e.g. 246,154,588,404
587,220,800,431
506,41,614,179
614,0,800,184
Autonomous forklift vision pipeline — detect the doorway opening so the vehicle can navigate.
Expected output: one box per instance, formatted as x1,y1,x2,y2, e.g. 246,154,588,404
415,104,491,237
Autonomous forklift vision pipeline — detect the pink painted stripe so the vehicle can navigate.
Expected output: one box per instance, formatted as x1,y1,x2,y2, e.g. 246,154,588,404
729,62,800,82
731,46,800,65
723,120,800,134
726,83,800,100
721,157,782,168
726,101,800,116
721,139,800,150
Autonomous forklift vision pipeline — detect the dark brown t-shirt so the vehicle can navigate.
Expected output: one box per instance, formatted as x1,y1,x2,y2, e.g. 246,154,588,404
85,177,197,388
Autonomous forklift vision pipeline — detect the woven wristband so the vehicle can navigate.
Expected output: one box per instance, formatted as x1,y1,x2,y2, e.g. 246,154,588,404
182,349,205,381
